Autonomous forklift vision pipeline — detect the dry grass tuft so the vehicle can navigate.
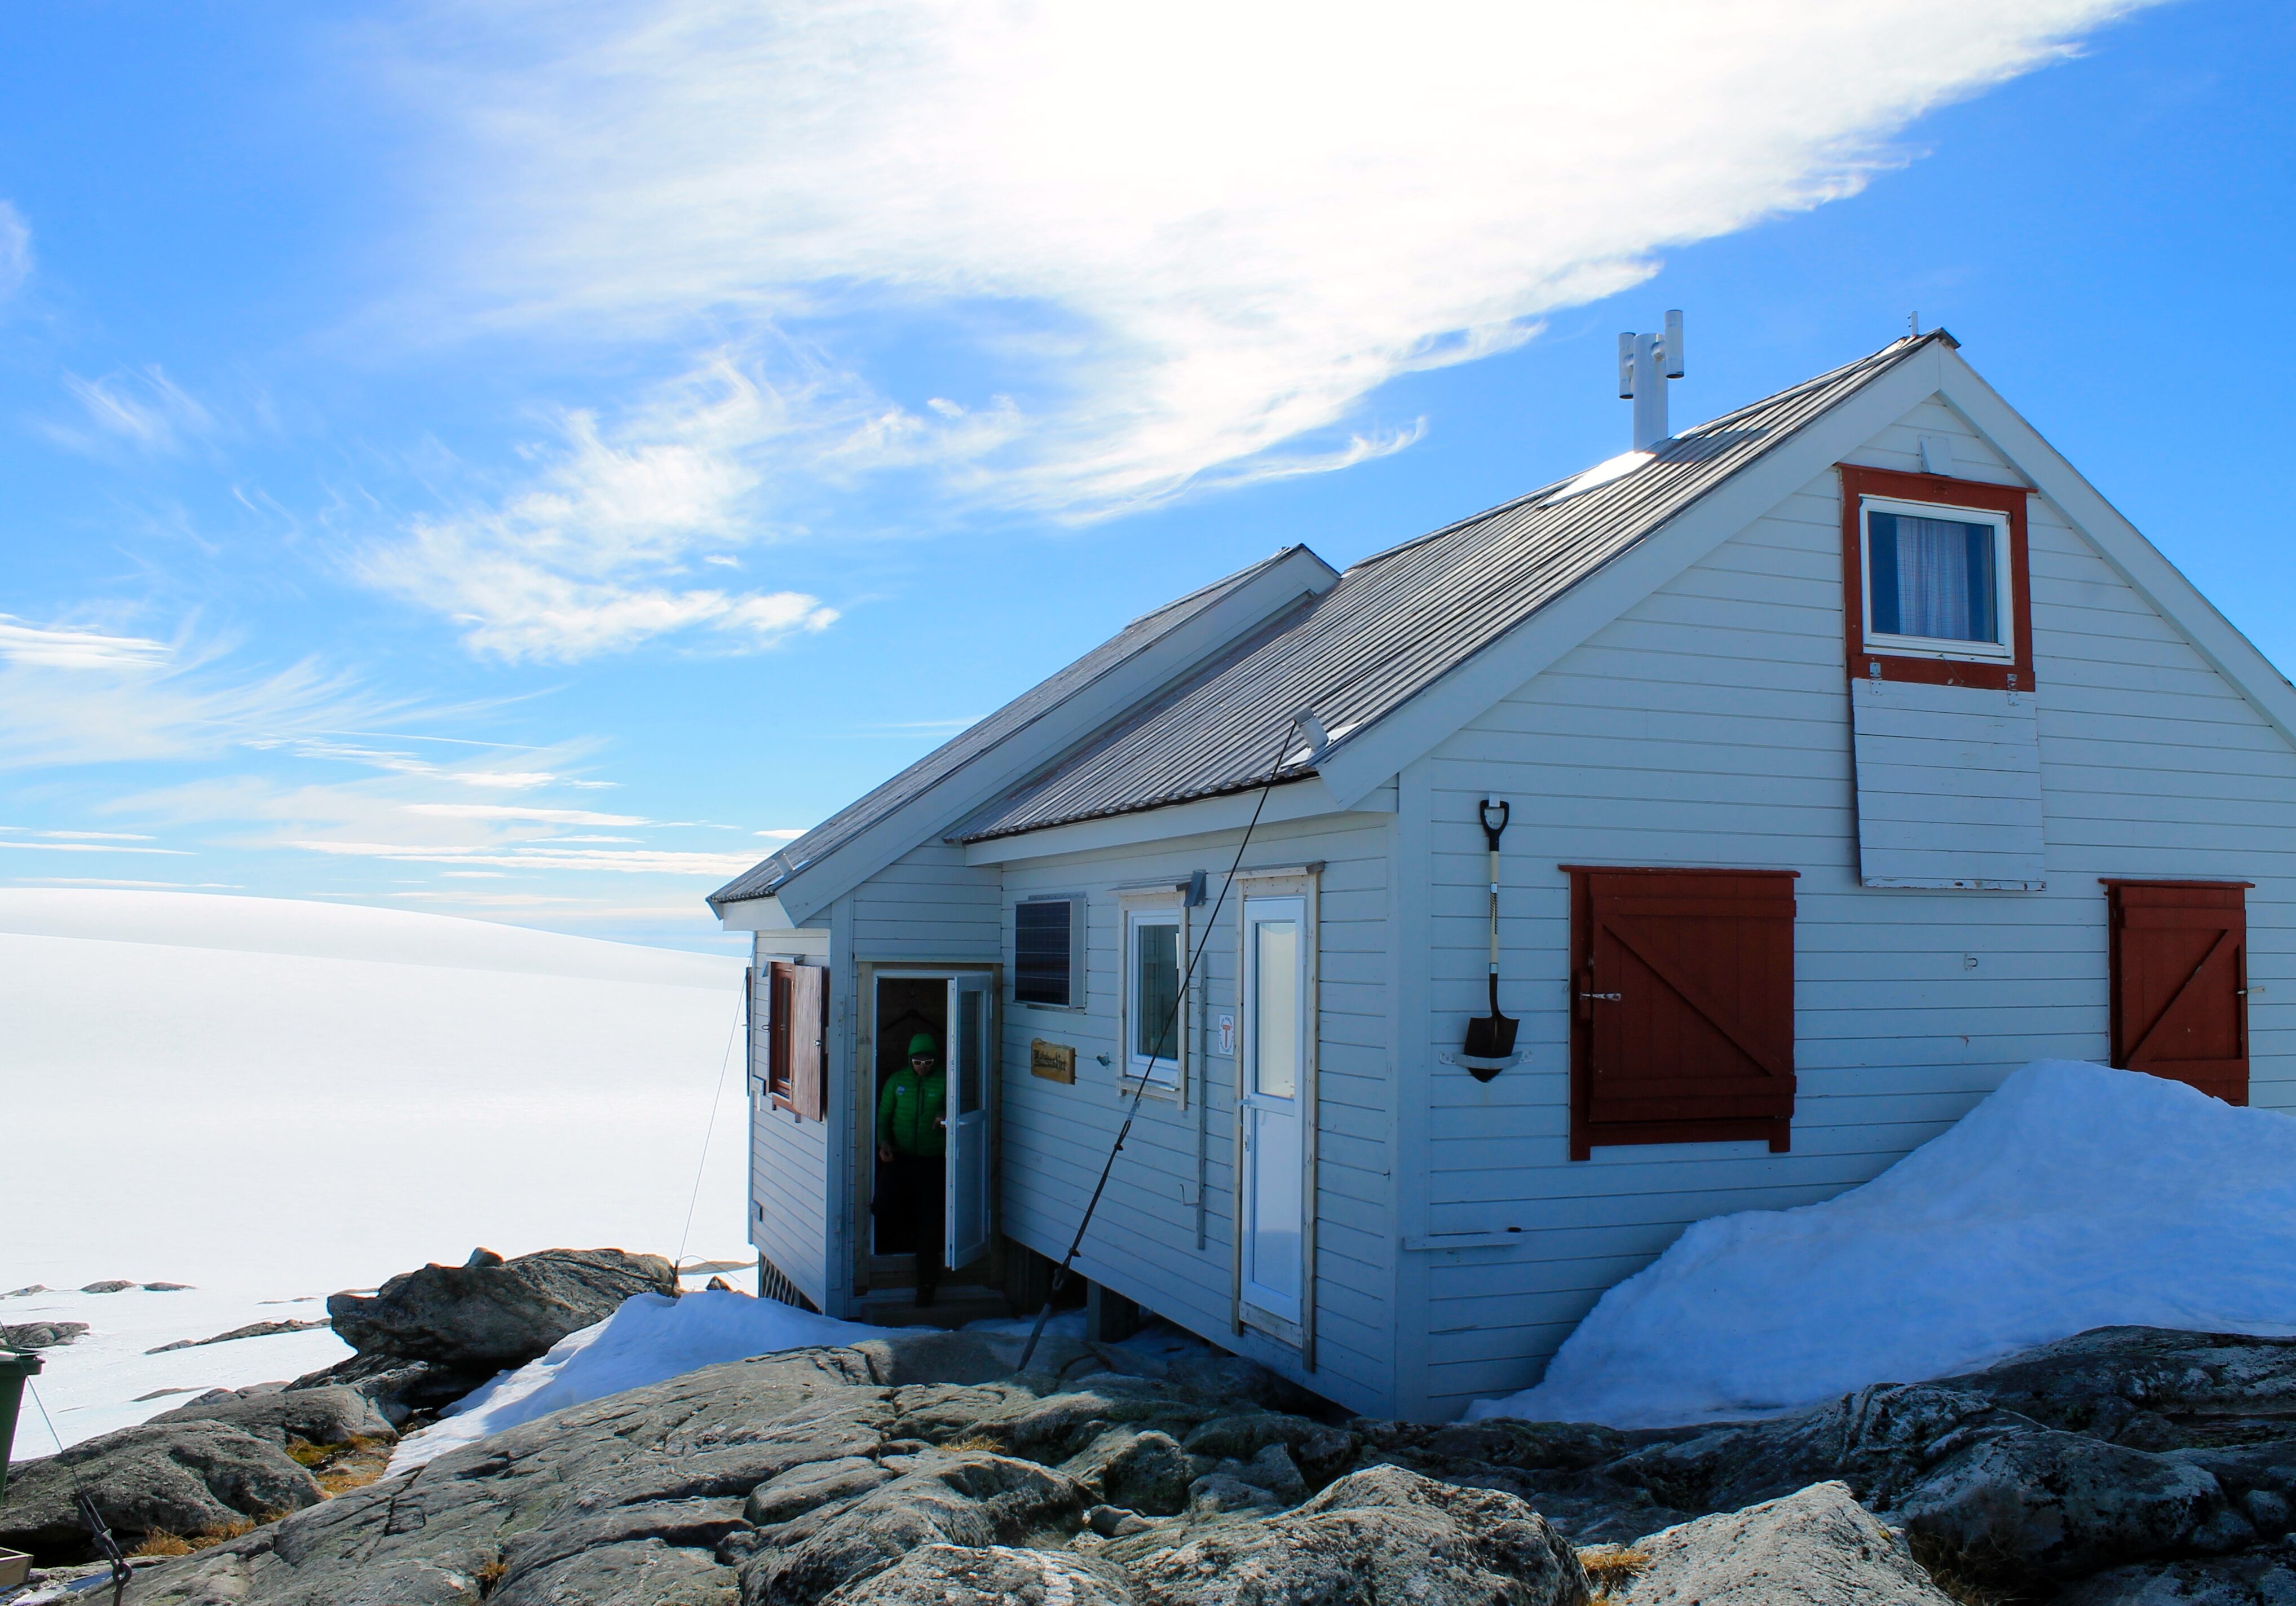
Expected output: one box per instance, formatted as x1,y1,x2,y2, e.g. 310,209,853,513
941,1433,1002,1454
1908,1529,2027,1606
1578,1543,1648,1602
288,1435,396,1498
475,1557,508,1598
129,1530,194,1559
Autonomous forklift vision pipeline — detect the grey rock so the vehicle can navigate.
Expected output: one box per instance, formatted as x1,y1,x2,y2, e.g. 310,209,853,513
286,1347,491,1426
851,1331,1010,1387
1936,1327,2296,1444
970,1384,1212,1463
147,1317,332,1353
1185,1473,1278,1516
1129,1464,1592,1605
1066,1428,1194,1515
821,1543,1133,1605
0,1418,324,1563
744,1457,895,1525
1615,1481,1954,1605
1,1320,87,1349
4,1284,47,1296
1180,1411,1355,1485
326,1246,677,1369
81,1279,136,1293
1348,1417,1691,1546
494,1537,740,1606
151,1382,398,1448
2056,1541,2296,1605
143,1282,195,1291
1088,1505,1154,1538
126,1345,881,1605
740,1450,1092,1605
1892,1424,2249,1582
885,1380,1044,1444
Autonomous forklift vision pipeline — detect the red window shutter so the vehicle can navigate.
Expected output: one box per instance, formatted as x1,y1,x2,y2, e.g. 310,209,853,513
2108,881,2248,1105
788,963,829,1122
766,961,795,1104
1569,867,1798,1160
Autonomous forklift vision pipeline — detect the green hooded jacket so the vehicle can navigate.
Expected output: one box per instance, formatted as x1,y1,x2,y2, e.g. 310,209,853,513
878,1064,947,1157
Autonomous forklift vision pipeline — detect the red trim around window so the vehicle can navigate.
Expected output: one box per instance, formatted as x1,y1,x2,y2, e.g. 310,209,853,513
1839,466,2034,692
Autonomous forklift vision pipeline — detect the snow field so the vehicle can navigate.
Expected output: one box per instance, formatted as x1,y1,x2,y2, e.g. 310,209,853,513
2,892,753,1450
1471,1061,2296,1428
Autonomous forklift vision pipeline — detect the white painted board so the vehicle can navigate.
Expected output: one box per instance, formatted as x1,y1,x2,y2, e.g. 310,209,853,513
1851,676,2045,890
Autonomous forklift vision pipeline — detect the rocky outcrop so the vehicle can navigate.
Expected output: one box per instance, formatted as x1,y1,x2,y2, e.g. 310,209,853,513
0,1419,324,1562
823,1544,1135,1605
324,1246,676,1369
0,1320,87,1349
100,1322,2296,1606
1127,1465,1590,1605
147,1317,331,1353
1610,1481,1953,1605
149,1382,398,1449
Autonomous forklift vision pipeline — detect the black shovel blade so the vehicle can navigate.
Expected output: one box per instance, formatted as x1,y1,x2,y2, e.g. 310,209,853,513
1463,1011,1518,1060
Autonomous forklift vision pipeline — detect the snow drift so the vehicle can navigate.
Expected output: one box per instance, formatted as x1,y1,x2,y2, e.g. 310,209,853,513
390,1291,884,1470
1471,1060,2296,1429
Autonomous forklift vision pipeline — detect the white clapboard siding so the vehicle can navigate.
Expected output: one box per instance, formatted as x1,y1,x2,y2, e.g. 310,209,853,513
1396,393,2296,1420
1851,677,2046,890
750,939,832,1307
995,809,1399,1415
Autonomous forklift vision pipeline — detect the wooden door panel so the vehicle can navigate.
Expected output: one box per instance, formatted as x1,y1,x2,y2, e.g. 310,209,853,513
2108,881,2246,1105
1571,867,1798,1159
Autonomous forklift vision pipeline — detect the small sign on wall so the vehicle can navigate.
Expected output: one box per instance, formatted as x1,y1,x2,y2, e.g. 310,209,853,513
1030,1039,1077,1084
1216,1014,1235,1057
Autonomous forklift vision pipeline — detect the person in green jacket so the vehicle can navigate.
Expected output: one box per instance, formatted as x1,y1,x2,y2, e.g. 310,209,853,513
876,1032,948,1304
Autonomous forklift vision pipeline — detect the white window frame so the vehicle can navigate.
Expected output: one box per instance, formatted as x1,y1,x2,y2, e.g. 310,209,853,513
1120,899,1185,1091
1859,494,2016,664
1012,893,1087,1012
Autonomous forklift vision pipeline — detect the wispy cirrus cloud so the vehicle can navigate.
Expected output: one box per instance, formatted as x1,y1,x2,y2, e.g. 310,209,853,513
45,365,216,456
404,803,648,826
380,0,2155,535
359,356,842,662
0,201,29,302
0,616,403,771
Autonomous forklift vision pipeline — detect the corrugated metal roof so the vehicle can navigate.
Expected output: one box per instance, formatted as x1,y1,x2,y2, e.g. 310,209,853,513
707,545,1313,907
955,334,1943,844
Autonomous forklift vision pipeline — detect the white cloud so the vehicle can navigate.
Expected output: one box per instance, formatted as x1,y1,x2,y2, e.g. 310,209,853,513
405,803,649,826
0,617,171,671
0,841,190,855
389,0,2154,524
359,357,842,661
49,366,215,456
0,618,396,771
753,827,805,840
0,201,29,301
292,839,757,875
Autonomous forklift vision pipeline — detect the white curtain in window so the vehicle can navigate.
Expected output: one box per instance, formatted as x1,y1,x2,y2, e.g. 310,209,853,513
1895,517,1977,641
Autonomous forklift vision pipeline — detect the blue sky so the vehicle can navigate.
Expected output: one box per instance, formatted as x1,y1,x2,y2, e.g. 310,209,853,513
2,1,2288,951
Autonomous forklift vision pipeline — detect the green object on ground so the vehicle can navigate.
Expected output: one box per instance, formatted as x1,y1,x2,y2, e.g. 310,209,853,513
0,1347,43,1506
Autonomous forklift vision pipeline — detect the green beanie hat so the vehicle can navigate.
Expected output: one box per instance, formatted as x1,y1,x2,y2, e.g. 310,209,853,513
907,1032,939,1059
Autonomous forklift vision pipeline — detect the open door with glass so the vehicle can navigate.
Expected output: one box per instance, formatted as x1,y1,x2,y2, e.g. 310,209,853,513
944,973,994,1273
860,964,997,1305
1239,894,1308,1335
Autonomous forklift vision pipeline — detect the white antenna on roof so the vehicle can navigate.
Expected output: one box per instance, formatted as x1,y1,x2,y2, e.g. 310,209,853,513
1617,310,1684,452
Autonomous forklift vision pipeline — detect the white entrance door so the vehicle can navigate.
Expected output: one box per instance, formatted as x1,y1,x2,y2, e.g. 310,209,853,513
1240,896,1306,1326
944,973,994,1272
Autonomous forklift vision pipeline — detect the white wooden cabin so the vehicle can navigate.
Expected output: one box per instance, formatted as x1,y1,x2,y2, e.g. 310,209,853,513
710,330,2291,1421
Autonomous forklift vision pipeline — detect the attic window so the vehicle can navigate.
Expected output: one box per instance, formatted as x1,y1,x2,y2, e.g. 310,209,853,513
1861,499,2012,661
1839,467,2032,693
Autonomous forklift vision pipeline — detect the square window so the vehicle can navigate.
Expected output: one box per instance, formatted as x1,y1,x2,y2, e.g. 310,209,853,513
1860,496,2014,663
1125,907,1181,1085
1015,897,1080,1007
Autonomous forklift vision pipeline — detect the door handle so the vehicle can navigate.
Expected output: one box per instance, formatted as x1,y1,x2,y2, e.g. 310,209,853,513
1578,992,1622,1003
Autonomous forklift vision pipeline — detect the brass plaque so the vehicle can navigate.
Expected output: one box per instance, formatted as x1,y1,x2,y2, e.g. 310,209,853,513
1030,1039,1076,1084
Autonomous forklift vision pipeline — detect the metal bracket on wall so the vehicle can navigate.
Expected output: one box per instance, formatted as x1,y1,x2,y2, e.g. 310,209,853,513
1438,1049,1524,1074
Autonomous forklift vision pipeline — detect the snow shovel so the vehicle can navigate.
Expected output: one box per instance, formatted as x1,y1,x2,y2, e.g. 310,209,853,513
1460,798,1518,1080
